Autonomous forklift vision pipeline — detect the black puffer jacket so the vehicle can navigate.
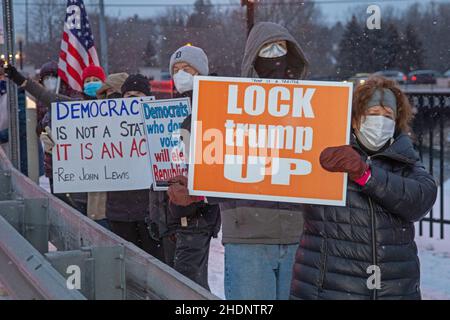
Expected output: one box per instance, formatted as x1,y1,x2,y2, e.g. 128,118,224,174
290,133,437,300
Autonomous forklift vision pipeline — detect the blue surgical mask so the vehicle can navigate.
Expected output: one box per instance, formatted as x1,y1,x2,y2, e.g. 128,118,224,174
83,81,102,97
0,80,7,95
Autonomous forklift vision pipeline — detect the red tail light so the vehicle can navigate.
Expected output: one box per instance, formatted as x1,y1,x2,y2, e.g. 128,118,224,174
411,75,417,81
403,75,407,81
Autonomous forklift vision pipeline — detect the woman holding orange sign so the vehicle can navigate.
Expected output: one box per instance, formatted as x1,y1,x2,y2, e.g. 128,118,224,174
290,76,437,300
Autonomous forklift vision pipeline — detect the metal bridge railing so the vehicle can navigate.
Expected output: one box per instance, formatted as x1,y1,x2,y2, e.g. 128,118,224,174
408,91,450,239
0,146,218,300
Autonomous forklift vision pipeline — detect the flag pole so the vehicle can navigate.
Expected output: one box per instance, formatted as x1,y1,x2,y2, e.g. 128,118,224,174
55,76,61,94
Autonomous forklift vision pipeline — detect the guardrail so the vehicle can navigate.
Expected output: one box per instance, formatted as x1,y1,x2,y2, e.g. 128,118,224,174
0,146,218,300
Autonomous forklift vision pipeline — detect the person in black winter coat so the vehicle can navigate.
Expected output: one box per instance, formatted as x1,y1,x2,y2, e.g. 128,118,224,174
106,74,165,262
166,45,221,291
290,76,437,300
4,64,106,215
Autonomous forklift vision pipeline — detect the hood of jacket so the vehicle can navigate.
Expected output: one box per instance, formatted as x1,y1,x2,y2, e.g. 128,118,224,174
241,21,309,79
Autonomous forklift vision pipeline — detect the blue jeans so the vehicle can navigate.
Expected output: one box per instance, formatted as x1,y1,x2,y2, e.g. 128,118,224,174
224,243,297,300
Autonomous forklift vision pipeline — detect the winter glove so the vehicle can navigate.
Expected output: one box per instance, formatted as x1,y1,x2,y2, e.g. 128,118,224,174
319,145,368,181
4,64,26,86
170,174,188,186
40,126,55,154
167,175,201,207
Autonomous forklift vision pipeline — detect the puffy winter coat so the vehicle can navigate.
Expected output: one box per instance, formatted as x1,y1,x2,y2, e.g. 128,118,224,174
290,133,437,300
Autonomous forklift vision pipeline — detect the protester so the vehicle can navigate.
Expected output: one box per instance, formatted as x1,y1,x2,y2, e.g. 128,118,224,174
166,45,221,290
4,63,106,215
220,22,309,300
168,24,309,298
35,61,83,187
84,72,129,229
290,76,437,300
96,72,128,99
105,74,165,261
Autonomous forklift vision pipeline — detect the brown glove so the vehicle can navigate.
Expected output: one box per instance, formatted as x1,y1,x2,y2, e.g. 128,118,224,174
167,175,199,207
169,175,188,187
319,145,368,181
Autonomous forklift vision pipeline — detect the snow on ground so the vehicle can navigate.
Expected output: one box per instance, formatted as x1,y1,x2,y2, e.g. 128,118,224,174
414,179,450,300
208,231,225,299
416,236,450,300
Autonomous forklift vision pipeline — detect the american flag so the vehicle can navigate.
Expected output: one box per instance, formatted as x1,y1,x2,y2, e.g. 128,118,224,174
58,0,100,91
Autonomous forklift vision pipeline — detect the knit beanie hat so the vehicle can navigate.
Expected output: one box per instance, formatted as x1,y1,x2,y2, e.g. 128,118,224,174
366,88,397,115
82,65,106,83
97,72,129,97
121,74,151,96
169,45,209,76
39,61,58,81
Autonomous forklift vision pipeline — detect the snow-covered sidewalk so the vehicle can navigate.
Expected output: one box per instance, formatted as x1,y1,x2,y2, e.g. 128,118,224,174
416,237,450,300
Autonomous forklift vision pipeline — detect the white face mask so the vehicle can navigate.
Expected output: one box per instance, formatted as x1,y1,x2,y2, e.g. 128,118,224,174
173,70,194,94
356,115,395,151
43,77,58,91
258,43,288,58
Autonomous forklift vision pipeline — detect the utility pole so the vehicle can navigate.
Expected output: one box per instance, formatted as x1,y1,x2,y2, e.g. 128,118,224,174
2,0,20,169
98,0,109,74
25,0,29,46
18,39,23,70
241,0,255,37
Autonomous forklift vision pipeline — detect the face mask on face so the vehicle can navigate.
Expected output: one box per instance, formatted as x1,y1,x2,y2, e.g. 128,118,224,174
84,81,102,97
258,43,288,58
173,70,194,94
43,77,58,91
254,55,288,79
355,115,396,151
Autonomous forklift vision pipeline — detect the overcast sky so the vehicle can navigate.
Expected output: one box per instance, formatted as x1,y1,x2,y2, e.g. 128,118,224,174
9,0,450,30
87,0,418,23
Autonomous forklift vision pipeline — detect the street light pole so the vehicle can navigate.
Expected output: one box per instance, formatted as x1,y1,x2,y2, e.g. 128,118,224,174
18,40,23,70
241,0,256,37
2,0,20,169
99,0,109,74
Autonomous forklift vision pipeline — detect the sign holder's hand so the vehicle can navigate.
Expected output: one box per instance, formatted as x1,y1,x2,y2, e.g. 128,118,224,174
167,175,203,206
4,64,26,87
319,145,368,181
40,126,55,154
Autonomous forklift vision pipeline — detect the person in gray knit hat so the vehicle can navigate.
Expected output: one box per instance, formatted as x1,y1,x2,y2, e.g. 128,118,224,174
169,45,209,94
151,44,220,291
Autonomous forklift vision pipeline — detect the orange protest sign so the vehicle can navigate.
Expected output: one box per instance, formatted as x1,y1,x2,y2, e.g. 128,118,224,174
188,76,353,206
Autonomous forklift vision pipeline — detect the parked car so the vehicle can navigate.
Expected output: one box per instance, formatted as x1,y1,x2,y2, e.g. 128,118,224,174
149,80,175,99
160,71,172,81
347,73,371,86
407,70,441,84
374,70,407,84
